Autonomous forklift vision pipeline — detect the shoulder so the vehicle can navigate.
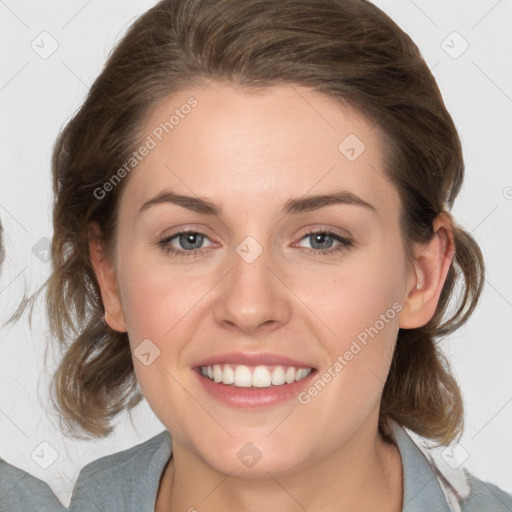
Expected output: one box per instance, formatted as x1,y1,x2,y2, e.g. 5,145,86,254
68,430,172,512
0,457,65,511
459,472,512,512
1,431,172,512
74,430,171,477
397,424,512,512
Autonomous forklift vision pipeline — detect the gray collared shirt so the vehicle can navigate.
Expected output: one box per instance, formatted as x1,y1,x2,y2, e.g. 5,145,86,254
1,422,511,511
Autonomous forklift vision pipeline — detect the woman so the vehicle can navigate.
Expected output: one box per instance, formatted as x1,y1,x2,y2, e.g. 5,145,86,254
1,0,511,510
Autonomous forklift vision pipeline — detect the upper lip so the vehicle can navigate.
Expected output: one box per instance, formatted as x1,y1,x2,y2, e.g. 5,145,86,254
194,352,316,369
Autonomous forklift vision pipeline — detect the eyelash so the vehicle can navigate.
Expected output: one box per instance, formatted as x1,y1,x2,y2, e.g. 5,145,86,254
157,228,353,258
296,229,353,256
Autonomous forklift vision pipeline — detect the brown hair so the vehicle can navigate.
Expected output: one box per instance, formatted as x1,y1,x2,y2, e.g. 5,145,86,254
46,0,484,442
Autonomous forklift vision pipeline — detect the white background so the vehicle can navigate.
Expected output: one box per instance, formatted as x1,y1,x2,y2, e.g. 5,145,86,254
0,0,511,507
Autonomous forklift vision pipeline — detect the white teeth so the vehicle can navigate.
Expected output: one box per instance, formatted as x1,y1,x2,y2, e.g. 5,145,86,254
252,366,272,388
200,364,312,388
296,368,311,381
234,365,253,387
222,365,234,385
213,364,223,383
271,366,286,385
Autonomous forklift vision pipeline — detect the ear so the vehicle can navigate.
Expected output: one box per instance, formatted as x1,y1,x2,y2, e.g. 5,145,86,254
88,223,127,332
399,212,456,329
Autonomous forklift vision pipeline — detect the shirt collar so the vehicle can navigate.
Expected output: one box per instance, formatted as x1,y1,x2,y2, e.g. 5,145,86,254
389,421,452,512
84,423,452,512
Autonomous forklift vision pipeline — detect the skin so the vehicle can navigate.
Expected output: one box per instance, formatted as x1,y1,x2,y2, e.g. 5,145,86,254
90,81,455,512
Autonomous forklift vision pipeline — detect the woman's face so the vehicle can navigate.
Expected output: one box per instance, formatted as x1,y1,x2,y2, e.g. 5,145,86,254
100,82,420,475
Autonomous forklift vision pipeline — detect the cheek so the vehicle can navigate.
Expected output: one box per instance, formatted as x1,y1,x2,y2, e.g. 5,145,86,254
115,252,205,431
116,249,211,344
292,257,405,435
299,249,406,347
292,244,407,415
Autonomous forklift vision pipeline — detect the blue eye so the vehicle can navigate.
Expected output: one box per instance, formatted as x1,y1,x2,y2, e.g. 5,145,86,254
158,230,212,257
306,232,335,250
157,229,353,258
295,230,353,255
176,232,205,251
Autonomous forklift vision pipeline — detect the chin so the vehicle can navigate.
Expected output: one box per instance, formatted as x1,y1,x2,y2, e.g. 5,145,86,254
194,434,312,477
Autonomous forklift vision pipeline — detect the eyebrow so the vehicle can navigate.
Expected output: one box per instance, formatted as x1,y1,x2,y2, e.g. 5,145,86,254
138,189,377,217
281,190,377,216
139,190,218,216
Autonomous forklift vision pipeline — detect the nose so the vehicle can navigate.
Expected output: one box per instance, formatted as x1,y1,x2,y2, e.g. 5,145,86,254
212,241,292,334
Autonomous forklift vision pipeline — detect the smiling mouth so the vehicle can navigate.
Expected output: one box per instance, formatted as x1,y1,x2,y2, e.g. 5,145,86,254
198,364,314,388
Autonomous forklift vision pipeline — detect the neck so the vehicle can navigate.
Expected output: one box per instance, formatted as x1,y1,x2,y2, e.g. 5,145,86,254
156,422,403,512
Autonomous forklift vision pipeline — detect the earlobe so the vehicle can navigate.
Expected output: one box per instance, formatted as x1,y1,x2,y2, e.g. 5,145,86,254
399,213,455,329
88,224,127,333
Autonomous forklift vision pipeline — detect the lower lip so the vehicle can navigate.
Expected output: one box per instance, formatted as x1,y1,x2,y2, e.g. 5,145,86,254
194,369,317,409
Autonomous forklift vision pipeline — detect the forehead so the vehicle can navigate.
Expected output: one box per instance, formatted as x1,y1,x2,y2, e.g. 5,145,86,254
120,82,400,221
